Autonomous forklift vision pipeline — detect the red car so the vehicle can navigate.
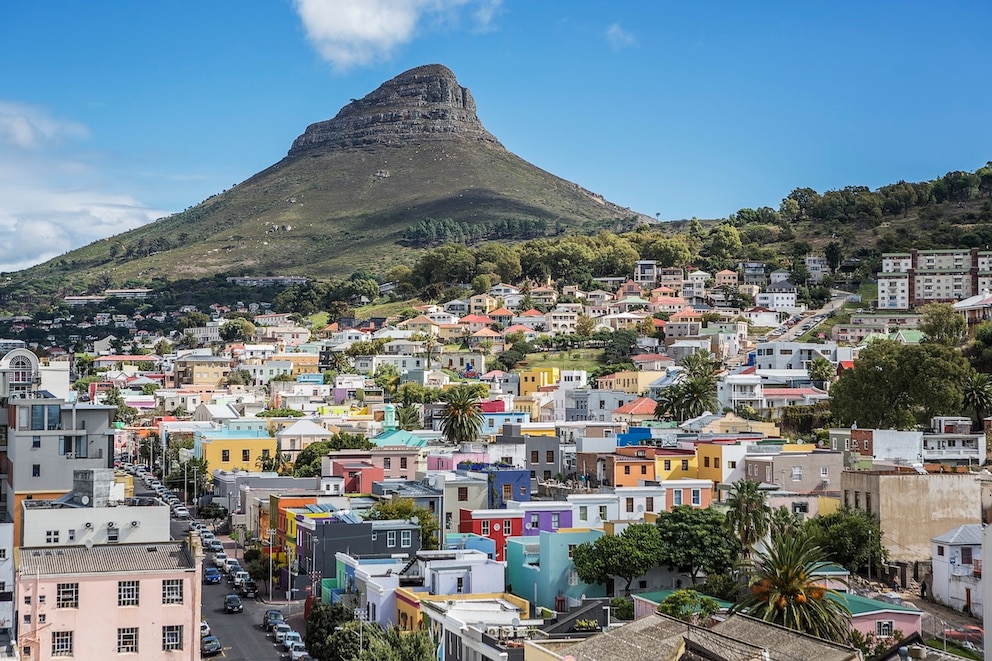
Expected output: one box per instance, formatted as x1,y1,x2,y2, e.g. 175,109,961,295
942,625,983,645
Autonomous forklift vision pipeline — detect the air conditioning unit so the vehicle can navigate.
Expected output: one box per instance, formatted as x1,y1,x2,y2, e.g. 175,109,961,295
84,522,92,529
486,626,500,637
107,522,117,529
130,520,140,527
501,626,514,638
64,452,75,459
516,626,529,637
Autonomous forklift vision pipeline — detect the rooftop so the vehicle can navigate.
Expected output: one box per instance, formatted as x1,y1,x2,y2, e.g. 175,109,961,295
18,542,195,575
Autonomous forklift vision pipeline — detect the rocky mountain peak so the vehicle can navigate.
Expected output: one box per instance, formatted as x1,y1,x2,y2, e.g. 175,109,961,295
288,64,501,155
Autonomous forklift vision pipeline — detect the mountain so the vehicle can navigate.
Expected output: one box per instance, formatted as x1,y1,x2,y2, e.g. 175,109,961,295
15,64,645,296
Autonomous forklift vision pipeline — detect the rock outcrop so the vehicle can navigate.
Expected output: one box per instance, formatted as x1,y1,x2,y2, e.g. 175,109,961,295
288,64,501,154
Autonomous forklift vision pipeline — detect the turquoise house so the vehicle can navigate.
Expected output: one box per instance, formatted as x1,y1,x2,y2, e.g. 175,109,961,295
505,528,605,611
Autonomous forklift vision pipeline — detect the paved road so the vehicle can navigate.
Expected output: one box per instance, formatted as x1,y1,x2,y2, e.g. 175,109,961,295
201,562,290,661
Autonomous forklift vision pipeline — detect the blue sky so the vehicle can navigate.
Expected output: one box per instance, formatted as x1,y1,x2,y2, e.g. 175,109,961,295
1,1,990,272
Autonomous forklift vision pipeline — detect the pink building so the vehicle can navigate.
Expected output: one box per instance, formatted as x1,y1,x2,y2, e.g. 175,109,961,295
16,541,201,661
332,448,420,481
330,459,385,493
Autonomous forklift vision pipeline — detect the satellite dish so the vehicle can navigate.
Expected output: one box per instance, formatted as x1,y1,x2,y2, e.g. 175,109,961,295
84,540,93,550
81,496,90,505
511,617,520,626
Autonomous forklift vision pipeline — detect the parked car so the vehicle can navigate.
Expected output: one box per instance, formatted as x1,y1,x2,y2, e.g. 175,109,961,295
263,609,285,631
224,594,243,613
222,557,240,573
173,506,190,519
289,642,310,661
200,621,211,637
240,580,259,598
273,623,293,643
226,563,243,580
213,552,229,569
203,567,222,585
201,635,222,657
282,631,303,651
942,626,983,645
233,571,250,588
205,539,225,553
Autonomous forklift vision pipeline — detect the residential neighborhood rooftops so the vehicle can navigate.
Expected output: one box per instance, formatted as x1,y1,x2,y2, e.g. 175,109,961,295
17,542,195,575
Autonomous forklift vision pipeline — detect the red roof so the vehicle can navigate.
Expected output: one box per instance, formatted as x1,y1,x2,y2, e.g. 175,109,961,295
632,353,669,362
480,400,506,413
763,388,826,397
520,309,545,317
504,324,534,333
459,314,494,324
838,360,855,370
489,308,514,317
612,397,657,415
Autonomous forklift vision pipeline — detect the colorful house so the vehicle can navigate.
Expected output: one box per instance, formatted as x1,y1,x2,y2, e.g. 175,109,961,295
505,500,573,535
194,428,278,473
505,528,606,611
458,508,524,561
519,367,560,397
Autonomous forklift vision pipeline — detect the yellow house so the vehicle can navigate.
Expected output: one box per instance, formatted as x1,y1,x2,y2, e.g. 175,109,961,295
653,451,698,480
510,396,543,424
519,367,559,397
272,353,320,376
595,370,666,395
197,431,278,473
694,442,749,497
395,589,530,632
698,413,781,437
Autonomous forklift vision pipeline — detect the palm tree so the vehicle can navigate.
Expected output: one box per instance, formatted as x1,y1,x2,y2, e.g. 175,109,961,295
961,371,992,426
769,505,802,541
678,375,718,420
395,403,421,430
439,385,484,444
681,351,718,382
654,386,682,421
725,480,771,558
732,533,852,643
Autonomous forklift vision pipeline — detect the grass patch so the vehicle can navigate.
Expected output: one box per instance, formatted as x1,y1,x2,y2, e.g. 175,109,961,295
307,312,329,329
924,638,981,660
516,349,604,373
354,298,423,321
858,282,878,306
796,312,850,342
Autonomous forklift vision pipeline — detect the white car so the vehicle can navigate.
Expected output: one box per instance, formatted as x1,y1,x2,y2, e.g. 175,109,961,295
282,631,303,651
222,557,240,574
173,506,190,519
273,624,293,643
233,571,250,588
200,621,211,637
213,553,229,569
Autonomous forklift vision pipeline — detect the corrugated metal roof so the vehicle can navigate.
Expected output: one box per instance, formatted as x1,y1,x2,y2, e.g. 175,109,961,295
932,523,984,546
18,542,194,576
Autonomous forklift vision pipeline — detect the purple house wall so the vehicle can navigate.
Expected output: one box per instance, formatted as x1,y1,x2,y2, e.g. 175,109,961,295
521,506,573,536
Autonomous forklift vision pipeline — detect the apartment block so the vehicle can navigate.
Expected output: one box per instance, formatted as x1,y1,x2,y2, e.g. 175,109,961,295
877,248,992,310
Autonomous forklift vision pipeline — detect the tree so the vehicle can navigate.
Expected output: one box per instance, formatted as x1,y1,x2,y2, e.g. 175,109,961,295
769,506,803,542
367,498,440,551
572,523,664,594
655,506,740,584
395,403,421,430
918,302,966,347
200,502,228,525
962,371,992,426
725,480,770,558
732,533,851,643
677,375,719,420
305,602,356,661
103,386,138,425
824,241,843,273
219,317,256,342
803,507,886,574
965,321,992,372
656,589,720,624
293,440,330,477
439,385,483,444
807,355,835,388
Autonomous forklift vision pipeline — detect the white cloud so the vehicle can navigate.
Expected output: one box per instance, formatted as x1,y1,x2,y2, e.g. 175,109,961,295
293,0,501,69
0,101,167,273
605,23,637,50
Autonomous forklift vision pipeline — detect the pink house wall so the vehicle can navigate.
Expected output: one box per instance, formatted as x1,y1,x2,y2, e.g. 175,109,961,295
850,611,922,638
17,570,199,661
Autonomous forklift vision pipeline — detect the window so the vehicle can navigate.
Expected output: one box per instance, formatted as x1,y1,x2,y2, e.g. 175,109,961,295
38,614,45,623
32,436,40,448
261,449,270,459
691,489,701,505
67,529,75,542
56,583,78,608
530,513,539,527
599,506,607,520
681,460,689,471
23,596,30,605
456,577,464,593
854,491,861,509
640,465,647,475
502,484,512,500
383,457,391,469
45,530,59,544
161,579,183,604
791,466,802,481
162,625,183,651
52,631,73,657
117,627,138,653
504,519,512,533
568,570,579,586
543,470,552,480
519,485,526,495
623,465,630,475
646,497,654,511
530,451,539,463
704,456,710,468
118,580,139,606
962,546,974,565
23,614,30,624
32,465,41,477
664,460,671,471
866,493,872,513
401,530,412,548
0,548,5,559
221,450,230,462
445,512,452,530
820,466,829,478
626,498,634,512
242,449,250,462
728,461,736,469
876,621,894,637
457,487,468,502
568,544,577,558
673,490,683,506
551,513,560,529
386,530,396,547
578,506,588,521
546,451,554,463
481,520,490,535
400,457,408,469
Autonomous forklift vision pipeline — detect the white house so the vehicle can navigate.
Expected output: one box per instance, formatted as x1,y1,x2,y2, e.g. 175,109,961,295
932,524,983,617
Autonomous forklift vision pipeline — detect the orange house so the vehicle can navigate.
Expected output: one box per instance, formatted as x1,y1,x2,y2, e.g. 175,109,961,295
606,455,655,487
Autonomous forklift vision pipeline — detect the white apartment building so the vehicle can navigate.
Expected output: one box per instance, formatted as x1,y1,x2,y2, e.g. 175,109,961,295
877,248,992,310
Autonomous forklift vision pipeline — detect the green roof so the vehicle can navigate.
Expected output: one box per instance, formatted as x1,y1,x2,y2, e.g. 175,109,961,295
631,590,733,610
370,429,431,448
834,592,921,616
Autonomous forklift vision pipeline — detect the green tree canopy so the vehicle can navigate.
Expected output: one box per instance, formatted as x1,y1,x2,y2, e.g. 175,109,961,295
918,302,967,346
725,480,770,558
802,507,886,574
656,589,720,624
439,385,484,444
367,498,440,551
219,317,256,342
655,506,740,584
572,523,664,594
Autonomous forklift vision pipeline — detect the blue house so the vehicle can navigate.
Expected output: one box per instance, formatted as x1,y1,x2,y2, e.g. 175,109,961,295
505,528,606,611
457,463,531,508
444,532,497,560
